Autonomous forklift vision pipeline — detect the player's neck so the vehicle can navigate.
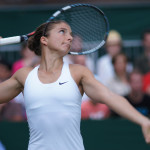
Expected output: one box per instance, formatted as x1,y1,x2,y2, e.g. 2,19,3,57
40,53,63,72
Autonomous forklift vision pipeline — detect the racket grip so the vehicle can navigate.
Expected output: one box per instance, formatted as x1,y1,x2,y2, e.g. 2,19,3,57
0,36,21,46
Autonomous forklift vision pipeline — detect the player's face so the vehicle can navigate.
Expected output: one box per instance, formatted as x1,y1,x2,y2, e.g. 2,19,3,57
46,22,73,55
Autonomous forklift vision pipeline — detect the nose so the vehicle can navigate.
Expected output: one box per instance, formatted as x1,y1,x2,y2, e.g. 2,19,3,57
68,34,73,42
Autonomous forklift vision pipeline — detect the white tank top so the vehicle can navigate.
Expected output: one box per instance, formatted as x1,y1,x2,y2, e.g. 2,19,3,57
24,63,84,150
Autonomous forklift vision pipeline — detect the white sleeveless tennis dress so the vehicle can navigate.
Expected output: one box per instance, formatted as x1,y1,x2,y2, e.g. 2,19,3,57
24,62,85,150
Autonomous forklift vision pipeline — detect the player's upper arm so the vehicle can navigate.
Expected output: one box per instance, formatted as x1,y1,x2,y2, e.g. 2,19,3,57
0,77,22,103
0,67,31,104
81,66,114,103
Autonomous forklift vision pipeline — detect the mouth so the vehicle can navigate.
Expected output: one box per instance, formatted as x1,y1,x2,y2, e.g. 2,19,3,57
63,43,71,49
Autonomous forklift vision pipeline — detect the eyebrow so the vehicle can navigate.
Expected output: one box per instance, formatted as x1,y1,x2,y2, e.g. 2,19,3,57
59,27,67,30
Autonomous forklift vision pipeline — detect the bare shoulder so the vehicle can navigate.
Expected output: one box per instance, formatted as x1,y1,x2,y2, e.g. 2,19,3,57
69,64,95,80
13,66,34,86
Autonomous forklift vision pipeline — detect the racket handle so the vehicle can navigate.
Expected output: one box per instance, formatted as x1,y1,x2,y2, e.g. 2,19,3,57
0,36,21,46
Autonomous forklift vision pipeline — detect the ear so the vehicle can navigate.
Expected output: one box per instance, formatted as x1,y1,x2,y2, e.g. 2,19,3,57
40,36,48,46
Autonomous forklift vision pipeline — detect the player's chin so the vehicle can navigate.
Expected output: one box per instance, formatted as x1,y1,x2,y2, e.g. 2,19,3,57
63,44,70,50
60,48,70,56
62,46,71,53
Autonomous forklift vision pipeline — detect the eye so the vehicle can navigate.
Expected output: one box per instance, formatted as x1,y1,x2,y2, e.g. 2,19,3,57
59,30,65,34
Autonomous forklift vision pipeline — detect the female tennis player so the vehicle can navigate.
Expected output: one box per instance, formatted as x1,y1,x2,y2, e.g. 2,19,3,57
0,20,150,150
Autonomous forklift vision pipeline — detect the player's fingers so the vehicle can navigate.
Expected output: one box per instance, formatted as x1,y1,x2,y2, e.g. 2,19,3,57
142,121,150,144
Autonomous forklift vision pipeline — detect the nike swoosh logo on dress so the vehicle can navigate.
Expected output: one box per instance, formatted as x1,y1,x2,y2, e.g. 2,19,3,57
59,81,69,85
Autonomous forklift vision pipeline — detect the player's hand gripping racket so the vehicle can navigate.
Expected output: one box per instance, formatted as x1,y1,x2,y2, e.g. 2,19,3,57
0,3,109,55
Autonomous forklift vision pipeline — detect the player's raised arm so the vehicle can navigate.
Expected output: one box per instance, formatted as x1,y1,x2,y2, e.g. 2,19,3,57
0,71,23,104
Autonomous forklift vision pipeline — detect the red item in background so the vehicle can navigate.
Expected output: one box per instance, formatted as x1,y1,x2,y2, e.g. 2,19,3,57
143,72,150,92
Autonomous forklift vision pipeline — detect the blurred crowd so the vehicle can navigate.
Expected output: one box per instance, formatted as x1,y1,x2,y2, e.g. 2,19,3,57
0,28,150,122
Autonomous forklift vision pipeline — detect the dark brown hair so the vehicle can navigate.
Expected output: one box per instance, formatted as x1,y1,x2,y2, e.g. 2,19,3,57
28,20,68,56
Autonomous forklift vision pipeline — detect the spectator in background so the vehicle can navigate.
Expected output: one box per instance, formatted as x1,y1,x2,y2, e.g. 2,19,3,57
0,59,25,122
96,30,122,85
106,52,131,96
71,55,87,67
12,42,40,74
134,28,150,74
125,70,150,117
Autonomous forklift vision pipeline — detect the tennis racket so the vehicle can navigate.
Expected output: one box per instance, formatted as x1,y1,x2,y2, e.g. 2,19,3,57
0,3,109,55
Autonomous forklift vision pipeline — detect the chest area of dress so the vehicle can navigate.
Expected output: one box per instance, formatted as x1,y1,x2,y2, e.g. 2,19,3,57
24,79,81,110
